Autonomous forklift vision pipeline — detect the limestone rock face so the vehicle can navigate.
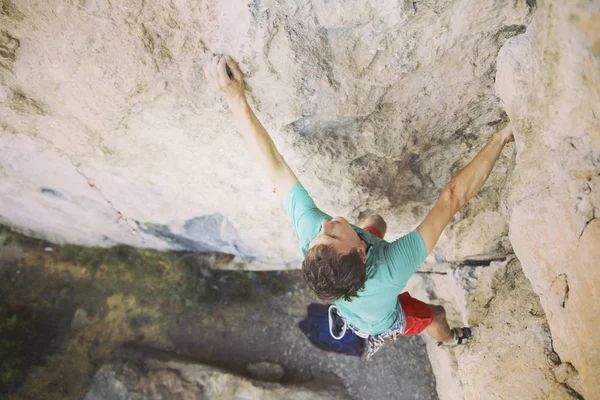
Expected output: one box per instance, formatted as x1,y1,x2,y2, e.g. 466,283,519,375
405,2,599,397
407,260,576,400
1,0,599,399
496,0,600,397
0,0,529,267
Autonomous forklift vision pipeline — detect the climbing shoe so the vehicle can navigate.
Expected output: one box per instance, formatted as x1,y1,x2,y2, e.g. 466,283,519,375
437,327,473,347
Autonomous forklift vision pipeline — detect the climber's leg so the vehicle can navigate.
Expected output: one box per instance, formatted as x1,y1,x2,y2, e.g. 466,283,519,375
426,305,460,344
358,214,387,239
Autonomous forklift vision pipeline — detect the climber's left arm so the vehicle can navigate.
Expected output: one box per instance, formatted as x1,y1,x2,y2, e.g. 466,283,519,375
417,125,514,255
204,55,299,197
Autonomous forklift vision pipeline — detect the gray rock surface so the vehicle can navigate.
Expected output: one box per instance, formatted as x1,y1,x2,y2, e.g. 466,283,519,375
246,361,285,382
1,0,599,399
70,308,89,331
0,0,528,268
495,0,600,397
83,348,349,400
407,260,576,400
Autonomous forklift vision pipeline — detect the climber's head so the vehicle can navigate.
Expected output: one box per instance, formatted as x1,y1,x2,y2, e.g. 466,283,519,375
302,217,367,302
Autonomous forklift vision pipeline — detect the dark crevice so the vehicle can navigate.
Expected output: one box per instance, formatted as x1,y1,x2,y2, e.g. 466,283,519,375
562,278,570,309
562,383,585,400
415,271,448,275
495,24,527,44
482,296,494,310
460,256,507,266
578,209,596,240
40,188,64,199
9,89,46,116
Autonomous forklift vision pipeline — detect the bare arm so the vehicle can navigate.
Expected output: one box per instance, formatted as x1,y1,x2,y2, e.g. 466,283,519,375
417,126,514,255
204,55,299,196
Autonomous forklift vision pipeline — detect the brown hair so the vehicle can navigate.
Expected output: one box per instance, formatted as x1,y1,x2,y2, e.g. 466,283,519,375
302,244,367,302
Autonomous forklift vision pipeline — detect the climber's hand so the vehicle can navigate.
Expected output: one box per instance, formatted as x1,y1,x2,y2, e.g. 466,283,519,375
204,55,245,104
497,123,514,145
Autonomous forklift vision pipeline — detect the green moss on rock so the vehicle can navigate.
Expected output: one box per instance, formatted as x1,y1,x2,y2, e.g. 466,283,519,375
0,307,25,394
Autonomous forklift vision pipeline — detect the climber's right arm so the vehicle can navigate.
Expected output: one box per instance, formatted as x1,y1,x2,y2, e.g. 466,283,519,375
227,97,299,196
417,125,513,255
204,55,299,197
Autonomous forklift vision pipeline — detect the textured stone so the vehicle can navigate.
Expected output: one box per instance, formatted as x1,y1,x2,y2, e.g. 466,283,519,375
0,228,25,273
246,361,285,382
1,0,599,399
0,0,528,268
496,0,600,397
407,260,575,400
83,348,347,400
70,308,89,331
436,211,511,263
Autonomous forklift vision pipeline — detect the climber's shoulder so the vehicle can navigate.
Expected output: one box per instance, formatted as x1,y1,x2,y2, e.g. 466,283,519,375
274,168,300,198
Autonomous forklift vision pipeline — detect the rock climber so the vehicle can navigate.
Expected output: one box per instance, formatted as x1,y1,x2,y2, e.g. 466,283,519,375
204,55,514,357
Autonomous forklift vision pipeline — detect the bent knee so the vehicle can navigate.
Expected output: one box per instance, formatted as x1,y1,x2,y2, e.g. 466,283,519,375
364,214,387,231
370,214,386,226
430,304,446,320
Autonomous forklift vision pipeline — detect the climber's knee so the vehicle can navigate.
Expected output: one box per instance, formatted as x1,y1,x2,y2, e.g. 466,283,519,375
370,214,387,230
430,304,446,322
360,214,387,237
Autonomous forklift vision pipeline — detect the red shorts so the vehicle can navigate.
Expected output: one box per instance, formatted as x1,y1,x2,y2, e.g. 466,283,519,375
398,292,435,335
363,225,384,239
363,225,434,336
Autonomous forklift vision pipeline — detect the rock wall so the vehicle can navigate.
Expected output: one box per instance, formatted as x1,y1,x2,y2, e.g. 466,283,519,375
83,348,349,400
496,0,600,397
406,1,599,399
1,0,598,399
0,0,530,268
406,2,599,399
407,259,580,400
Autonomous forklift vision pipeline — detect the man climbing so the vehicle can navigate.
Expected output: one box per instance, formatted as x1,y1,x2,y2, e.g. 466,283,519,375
204,55,514,357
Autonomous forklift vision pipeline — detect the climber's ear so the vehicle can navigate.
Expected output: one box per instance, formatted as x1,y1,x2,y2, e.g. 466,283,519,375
357,246,367,264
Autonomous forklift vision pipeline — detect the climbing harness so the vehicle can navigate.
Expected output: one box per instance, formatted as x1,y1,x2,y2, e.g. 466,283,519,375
328,303,407,359
327,305,347,340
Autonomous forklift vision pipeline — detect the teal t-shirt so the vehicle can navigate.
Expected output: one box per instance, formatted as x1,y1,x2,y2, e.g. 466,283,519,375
285,182,427,335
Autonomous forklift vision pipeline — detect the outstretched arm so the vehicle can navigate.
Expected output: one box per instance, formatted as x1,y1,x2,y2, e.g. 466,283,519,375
204,55,299,196
417,125,514,255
